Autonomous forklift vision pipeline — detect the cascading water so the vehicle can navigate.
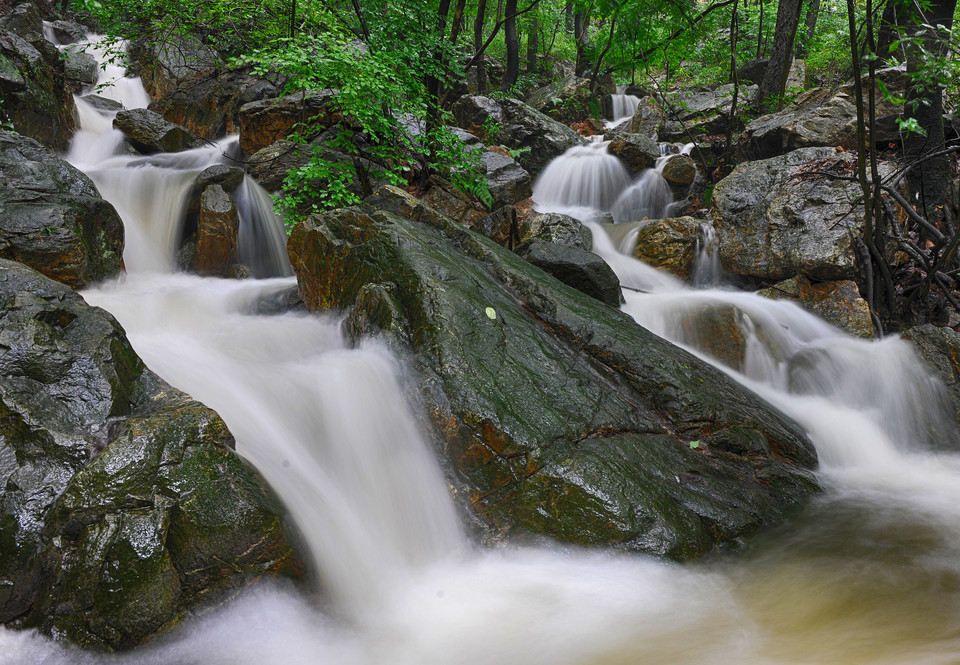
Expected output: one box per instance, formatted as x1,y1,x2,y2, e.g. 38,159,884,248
8,36,960,665
605,85,641,128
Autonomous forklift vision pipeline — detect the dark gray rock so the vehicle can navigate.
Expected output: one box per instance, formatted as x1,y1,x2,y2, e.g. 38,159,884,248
196,164,245,191
516,238,622,307
608,133,661,174
0,130,123,288
63,48,98,92
131,34,220,99
113,108,206,154
49,20,88,45
479,149,532,208
518,212,592,250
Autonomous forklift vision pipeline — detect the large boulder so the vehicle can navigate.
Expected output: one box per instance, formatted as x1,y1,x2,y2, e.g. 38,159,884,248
150,66,283,140
515,238,622,307
0,131,123,288
113,108,206,154
900,324,960,450
711,147,892,282
738,67,908,160
451,95,587,176
517,211,592,250
631,216,702,279
131,34,221,99
289,186,820,559
526,75,597,123
237,89,341,155
629,96,665,138
62,47,99,93
0,260,301,650
48,20,88,45
190,184,240,277
607,133,660,174
0,30,77,150
478,148,532,208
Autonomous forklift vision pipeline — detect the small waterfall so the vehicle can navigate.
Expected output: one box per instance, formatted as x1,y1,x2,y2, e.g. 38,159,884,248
532,142,631,214
611,168,674,222
607,84,641,126
691,222,721,287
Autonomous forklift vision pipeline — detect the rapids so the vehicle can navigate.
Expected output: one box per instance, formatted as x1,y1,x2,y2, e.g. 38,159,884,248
6,36,960,665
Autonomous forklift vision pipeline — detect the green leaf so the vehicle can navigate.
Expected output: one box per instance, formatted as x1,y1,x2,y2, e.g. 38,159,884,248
689,440,700,449
485,307,497,320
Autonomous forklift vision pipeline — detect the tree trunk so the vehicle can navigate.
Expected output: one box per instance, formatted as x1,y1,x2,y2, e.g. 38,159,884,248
796,0,820,57
876,0,904,57
474,0,488,92
565,1,574,32
754,0,804,110
574,11,590,76
903,0,957,219
502,0,520,90
526,14,538,74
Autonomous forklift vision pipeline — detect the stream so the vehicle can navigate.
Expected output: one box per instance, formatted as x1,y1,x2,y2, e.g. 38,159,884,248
4,35,960,665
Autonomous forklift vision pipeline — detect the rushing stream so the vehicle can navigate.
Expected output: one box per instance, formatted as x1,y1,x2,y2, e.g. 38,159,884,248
5,35,960,665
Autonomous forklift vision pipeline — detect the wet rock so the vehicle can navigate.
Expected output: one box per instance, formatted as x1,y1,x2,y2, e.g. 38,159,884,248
478,149,532,208
238,89,341,155
421,176,487,226
0,30,77,150
131,34,221,99
758,275,874,338
113,108,206,154
289,188,820,559
516,238,622,307
711,146,894,282
661,153,698,198
0,130,123,288
78,95,125,114
191,185,239,277
451,95,587,175
62,48,98,92
49,20,88,45
0,3,44,42
607,133,660,174
632,216,701,279
629,96,665,138
149,65,282,140
196,164,245,192
672,303,749,371
517,212,592,250
0,260,301,649
738,67,907,160
473,206,518,246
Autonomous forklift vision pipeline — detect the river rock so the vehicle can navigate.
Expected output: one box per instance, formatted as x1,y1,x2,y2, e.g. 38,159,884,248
607,133,660,174
0,30,77,151
632,216,701,279
451,95,587,176
237,89,341,154
0,130,123,288
517,212,592,250
150,65,282,140
758,275,874,338
49,20,88,45
516,238,622,307
711,146,891,282
479,148,532,208
661,153,698,197
289,186,820,559
420,176,487,227
63,47,98,92
131,34,221,99
0,260,301,650
738,67,908,160
196,164,245,191
114,108,206,154
190,185,239,277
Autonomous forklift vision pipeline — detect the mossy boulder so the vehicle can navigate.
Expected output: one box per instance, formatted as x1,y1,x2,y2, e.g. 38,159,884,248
288,186,820,559
0,260,302,650
0,131,124,288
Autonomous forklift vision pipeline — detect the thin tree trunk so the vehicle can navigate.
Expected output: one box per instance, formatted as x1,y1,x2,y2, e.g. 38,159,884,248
502,0,520,90
574,10,590,76
526,14,538,73
754,0,804,110
796,0,820,57
474,0,488,92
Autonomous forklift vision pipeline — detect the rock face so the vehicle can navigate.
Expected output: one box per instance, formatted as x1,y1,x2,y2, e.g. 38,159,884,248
238,90,341,155
0,260,301,650
738,68,907,160
659,84,757,141
289,186,820,559
758,275,874,338
62,47,98,93
132,35,221,100
113,108,206,154
526,76,597,123
478,149,532,209
451,95,587,175
629,96,665,137
517,212,592,250
711,147,889,282
150,66,282,140
0,131,123,288
0,29,77,150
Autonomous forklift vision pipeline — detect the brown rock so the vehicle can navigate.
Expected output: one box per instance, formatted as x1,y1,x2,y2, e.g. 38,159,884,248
191,185,239,276
632,216,701,279
759,275,874,338
238,90,341,155
607,133,660,174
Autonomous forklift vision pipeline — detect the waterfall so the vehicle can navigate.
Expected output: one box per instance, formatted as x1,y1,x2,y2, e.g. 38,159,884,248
606,85,641,127
691,222,721,287
10,36,960,665
532,141,631,214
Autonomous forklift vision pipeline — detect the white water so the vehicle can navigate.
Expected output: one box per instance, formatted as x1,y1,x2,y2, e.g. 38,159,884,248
7,44,960,665
605,85,641,128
